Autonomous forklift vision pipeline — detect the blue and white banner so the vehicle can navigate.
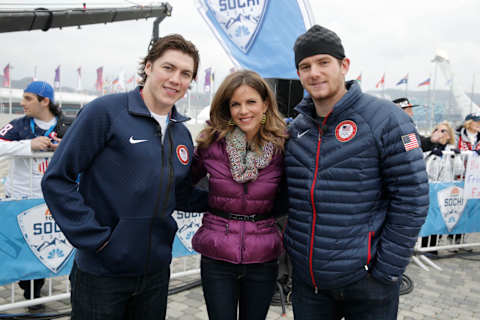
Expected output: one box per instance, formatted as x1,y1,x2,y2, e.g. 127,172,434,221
420,182,480,236
0,200,202,285
197,0,314,79
0,199,75,286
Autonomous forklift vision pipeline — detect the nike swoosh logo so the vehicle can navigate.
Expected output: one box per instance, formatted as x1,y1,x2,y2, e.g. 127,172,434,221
129,136,148,144
297,129,310,138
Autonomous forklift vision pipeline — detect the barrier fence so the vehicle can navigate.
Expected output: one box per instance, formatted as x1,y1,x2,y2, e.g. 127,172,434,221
2,150,480,311
413,150,480,271
0,154,202,312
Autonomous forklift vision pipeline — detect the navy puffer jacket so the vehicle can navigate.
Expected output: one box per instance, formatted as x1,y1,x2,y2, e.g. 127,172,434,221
284,81,429,290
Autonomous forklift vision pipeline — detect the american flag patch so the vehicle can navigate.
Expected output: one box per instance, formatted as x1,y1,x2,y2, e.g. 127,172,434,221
401,133,419,151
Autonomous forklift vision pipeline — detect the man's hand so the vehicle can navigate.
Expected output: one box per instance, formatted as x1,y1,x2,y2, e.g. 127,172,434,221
30,136,53,151
48,136,62,151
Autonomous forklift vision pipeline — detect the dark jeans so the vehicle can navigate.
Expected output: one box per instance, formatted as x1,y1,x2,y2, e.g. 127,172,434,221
18,279,45,299
200,256,278,320
292,274,400,320
69,262,170,320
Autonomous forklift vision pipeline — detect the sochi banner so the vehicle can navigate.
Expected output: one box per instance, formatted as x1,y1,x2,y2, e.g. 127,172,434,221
0,199,201,285
196,0,314,79
419,182,480,237
0,199,75,286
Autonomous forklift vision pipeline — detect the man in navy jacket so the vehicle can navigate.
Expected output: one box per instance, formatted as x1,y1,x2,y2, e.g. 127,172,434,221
283,25,429,319
41,34,207,320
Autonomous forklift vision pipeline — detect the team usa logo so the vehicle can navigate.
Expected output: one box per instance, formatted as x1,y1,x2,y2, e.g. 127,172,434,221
205,0,269,53
176,145,189,165
437,186,466,232
335,120,357,142
17,204,74,273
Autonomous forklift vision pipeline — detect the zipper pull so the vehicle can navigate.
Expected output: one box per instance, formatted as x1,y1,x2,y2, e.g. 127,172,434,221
314,286,318,294
364,265,369,271
225,223,229,235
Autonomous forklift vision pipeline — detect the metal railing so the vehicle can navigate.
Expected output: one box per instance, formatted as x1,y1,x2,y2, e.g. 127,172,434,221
0,154,200,312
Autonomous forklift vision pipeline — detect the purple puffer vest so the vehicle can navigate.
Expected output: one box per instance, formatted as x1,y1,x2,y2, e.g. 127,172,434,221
191,139,284,264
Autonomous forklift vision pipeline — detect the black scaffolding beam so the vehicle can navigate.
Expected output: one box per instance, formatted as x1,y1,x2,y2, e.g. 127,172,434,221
0,3,172,33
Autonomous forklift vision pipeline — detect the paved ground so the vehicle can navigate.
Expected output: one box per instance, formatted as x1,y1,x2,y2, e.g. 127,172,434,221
1,242,479,319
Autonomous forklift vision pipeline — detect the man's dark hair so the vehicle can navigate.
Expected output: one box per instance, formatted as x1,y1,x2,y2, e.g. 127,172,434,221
36,95,61,117
138,34,200,85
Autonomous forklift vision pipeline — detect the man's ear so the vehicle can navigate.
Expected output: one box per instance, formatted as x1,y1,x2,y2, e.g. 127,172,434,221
144,61,152,76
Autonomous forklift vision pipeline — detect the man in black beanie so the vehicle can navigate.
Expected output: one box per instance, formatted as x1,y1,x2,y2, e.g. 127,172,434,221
282,25,429,319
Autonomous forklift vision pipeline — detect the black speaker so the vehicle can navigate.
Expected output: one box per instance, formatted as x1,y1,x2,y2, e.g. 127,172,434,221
266,78,304,119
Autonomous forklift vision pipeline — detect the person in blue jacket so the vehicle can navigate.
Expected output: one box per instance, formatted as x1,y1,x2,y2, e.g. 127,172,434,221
283,25,429,319
41,34,207,320
0,80,73,311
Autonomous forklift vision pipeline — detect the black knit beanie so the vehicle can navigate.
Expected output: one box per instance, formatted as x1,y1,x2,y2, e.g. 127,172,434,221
294,25,345,69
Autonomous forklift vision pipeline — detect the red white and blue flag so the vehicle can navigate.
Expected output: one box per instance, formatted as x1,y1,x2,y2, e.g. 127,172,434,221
402,133,419,151
396,73,408,86
418,78,431,87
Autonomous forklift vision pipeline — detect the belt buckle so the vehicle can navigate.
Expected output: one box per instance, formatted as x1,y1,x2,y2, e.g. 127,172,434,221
231,214,256,222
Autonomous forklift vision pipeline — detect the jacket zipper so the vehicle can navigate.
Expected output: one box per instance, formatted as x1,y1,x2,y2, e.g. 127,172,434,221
240,183,248,263
367,231,375,266
144,122,174,274
308,115,329,293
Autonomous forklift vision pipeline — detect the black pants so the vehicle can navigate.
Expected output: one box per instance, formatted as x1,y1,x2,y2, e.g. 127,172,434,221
18,278,45,299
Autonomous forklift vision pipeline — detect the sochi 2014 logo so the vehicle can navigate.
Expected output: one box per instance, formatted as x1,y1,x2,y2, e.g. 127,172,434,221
437,186,466,232
17,204,74,273
173,211,203,252
205,0,270,53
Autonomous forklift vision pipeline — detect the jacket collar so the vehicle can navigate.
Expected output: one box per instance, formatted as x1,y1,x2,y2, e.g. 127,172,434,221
295,80,362,123
127,86,191,123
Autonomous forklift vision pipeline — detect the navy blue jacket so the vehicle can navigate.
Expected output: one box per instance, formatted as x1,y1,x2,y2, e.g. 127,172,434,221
284,81,429,290
41,87,207,276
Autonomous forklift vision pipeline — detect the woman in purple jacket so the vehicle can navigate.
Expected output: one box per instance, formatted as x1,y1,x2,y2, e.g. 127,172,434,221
192,70,287,320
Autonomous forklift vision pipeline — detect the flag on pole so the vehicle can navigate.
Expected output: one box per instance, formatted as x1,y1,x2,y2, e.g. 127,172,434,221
54,65,61,88
204,67,213,92
77,67,82,91
355,73,362,83
396,73,408,86
95,67,103,92
126,75,135,84
418,78,431,87
196,0,314,79
376,73,385,89
2,64,10,87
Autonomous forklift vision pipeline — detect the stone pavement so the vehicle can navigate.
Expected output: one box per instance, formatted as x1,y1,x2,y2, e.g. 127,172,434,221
1,249,479,319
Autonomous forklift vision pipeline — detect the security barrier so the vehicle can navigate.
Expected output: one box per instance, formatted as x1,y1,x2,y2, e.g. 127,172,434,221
414,150,480,271
0,153,202,312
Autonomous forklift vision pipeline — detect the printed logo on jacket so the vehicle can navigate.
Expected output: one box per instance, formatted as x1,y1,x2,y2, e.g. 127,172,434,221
176,145,189,165
335,120,357,142
17,204,74,273
205,0,269,53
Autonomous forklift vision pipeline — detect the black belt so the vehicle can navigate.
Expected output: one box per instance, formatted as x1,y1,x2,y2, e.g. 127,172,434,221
209,207,272,222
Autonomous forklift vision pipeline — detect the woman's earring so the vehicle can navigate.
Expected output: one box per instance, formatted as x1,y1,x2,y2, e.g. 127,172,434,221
261,113,267,125
228,119,235,126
